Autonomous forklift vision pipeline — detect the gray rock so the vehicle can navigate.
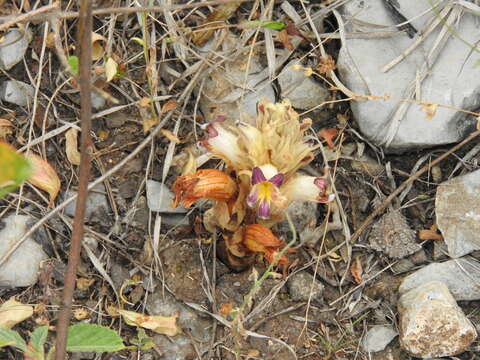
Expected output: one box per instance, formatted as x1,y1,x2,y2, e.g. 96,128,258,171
362,325,398,353
0,80,34,107
287,271,324,302
64,184,110,221
0,214,48,287
337,0,479,152
198,34,276,124
146,180,187,213
275,200,318,236
152,334,195,360
436,169,480,257
0,29,31,70
398,281,477,358
278,59,329,110
161,214,190,228
399,257,480,301
110,262,130,289
146,291,211,354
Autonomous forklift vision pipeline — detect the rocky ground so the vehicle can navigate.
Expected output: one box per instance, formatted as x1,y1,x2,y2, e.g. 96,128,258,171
1,0,480,359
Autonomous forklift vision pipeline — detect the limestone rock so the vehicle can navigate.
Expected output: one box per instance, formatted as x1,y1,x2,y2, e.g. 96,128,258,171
0,29,31,70
436,169,480,258
146,180,187,213
398,281,477,358
399,257,480,301
0,80,34,107
337,0,479,152
362,325,398,353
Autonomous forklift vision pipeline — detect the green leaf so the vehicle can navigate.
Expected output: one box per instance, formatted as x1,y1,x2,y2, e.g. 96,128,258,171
29,326,48,356
0,328,27,351
68,56,79,75
130,37,145,47
241,20,286,30
0,142,31,199
66,324,125,353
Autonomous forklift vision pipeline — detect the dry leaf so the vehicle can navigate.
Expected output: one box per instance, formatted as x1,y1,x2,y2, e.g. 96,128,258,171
76,277,95,290
160,99,178,114
318,128,339,149
65,128,81,165
138,97,150,108
277,29,294,50
219,303,233,316
0,118,14,138
73,308,90,320
350,257,363,284
105,57,118,82
191,1,241,46
91,32,106,61
418,224,443,242
160,129,180,144
142,117,158,133
0,298,34,329
421,102,438,121
25,153,61,206
119,309,181,336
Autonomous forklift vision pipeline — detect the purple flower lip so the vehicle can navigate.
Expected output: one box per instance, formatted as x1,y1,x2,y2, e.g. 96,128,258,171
257,201,270,219
314,177,327,191
246,189,258,207
269,173,284,187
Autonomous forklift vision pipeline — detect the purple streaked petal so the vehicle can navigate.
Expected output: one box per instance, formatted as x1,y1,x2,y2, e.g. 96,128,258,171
246,189,258,208
214,115,226,123
205,123,218,138
257,201,271,219
268,173,284,187
251,167,266,185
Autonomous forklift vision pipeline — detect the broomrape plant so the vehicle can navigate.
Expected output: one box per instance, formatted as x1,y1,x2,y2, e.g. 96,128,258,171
172,100,334,271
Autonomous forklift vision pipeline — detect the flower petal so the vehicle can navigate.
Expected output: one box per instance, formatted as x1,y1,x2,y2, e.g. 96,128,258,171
257,200,270,219
246,188,258,208
251,167,266,185
281,175,331,204
268,173,284,187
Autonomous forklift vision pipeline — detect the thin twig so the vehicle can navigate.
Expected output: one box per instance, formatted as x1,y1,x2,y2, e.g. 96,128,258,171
349,129,480,245
54,0,93,358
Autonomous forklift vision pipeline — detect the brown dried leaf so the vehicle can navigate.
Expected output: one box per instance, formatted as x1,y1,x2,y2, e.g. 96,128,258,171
73,308,90,320
277,29,294,50
119,309,181,336
219,303,233,316
76,277,95,290
25,153,61,206
421,102,438,121
142,117,158,133
91,32,106,61
65,128,81,165
160,129,180,144
418,224,443,242
350,257,363,284
317,54,336,75
138,97,150,108
0,118,14,138
160,99,178,114
191,1,241,46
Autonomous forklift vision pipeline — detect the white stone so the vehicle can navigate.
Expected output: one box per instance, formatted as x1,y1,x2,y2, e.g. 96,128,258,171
64,184,110,221
146,180,187,213
278,60,329,110
287,271,324,302
0,80,34,107
0,29,31,70
398,281,477,358
436,169,480,257
337,0,479,152
0,214,47,287
399,257,480,301
362,325,398,353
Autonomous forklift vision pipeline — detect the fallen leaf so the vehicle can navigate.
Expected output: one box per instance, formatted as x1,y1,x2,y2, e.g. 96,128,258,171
73,308,90,320
219,303,233,316
191,1,241,46
0,118,14,138
105,57,118,82
25,153,61,206
65,128,81,165
142,117,158,133
277,29,294,50
119,310,181,337
418,224,443,242
0,298,34,329
421,102,438,121
76,277,95,291
91,32,106,61
350,257,363,284
160,129,180,144
318,128,339,149
160,99,178,114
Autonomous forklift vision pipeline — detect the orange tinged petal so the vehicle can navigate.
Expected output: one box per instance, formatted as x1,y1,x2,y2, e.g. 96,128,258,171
171,169,237,208
243,224,286,265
